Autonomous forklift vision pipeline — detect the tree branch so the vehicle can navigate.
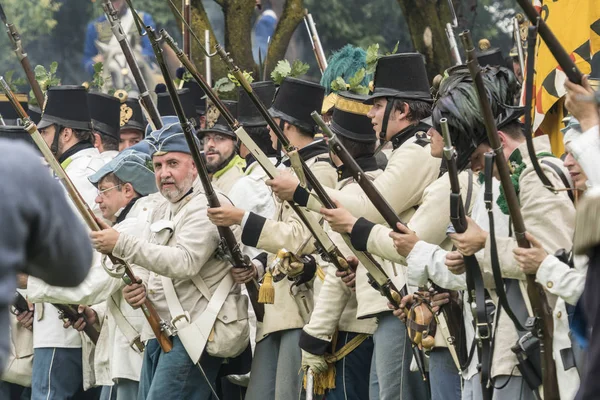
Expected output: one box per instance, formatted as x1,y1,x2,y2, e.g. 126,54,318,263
265,0,305,76
213,0,225,8
223,0,257,76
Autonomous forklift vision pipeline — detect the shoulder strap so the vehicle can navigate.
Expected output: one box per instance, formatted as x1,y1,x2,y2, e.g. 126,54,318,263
107,296,145,352
540,159,575,203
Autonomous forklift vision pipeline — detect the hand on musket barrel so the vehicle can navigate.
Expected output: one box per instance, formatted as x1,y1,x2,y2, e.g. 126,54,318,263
266,170,301,202
90,216,120,255
565,75,599,133
389,222,420,257
62,305,98,332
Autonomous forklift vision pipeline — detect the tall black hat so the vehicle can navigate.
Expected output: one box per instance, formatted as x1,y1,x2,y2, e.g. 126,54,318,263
476,39,505,67
156,86,198,127
0,125,36,150
364,53,432,104
238,81,277,127
198,101,237,139
119,97,147,133
0,93,28,124
331,93,377,143
268,77,325,135
183,80,207,115
88,91,121,140
28,105,42,125
38,86,92,131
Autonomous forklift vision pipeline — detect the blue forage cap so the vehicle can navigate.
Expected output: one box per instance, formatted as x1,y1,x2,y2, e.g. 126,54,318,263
127,139,151,155
145,116,200,157
88,149,157,196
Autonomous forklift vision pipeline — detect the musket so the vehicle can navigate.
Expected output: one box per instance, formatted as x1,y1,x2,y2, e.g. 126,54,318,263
0,2,45,107
313,112,429,381
55,304,100,345
205,30,211,87
440,118,495,398
125,2,265,322
102,0,163,130
461,30,559,400
182,0,191,60
0,76,173,354
159,5,354,276
444,0,462,66
513,16,525,81
515,0,582,84
303,10,327,74
11,292,29,315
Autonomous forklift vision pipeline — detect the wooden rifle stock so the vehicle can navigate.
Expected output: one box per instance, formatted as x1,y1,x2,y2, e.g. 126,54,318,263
515,0,582,84
140,20,265,321
103,0,163,130
460,30,559,399
54,304,100,345
0,2,45,107
0,77,173,353
11,292,30,315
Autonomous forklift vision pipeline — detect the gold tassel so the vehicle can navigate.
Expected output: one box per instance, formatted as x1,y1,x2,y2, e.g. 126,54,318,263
258,269,275,304
302,365,336,396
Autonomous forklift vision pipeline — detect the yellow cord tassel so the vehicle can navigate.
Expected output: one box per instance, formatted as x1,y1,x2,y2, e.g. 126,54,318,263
258,269,275,304
303,365,336,395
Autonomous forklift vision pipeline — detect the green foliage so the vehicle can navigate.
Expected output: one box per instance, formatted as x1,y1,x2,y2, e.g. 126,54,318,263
329,68,369,95
227,71,254,87
214,77,236,93
91,62,107,90
31,62,60,105
270,60,310,85
4,71,27,93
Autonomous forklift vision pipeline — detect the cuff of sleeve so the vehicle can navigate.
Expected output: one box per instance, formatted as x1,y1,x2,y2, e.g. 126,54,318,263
241,212,267,248
535,254,560,288
25,276,46,303
299,329,331,355
241,211,250,229
293,186,310,207
253,252,269,277
350,217,376,251
405,240,435,287
112,232,132,260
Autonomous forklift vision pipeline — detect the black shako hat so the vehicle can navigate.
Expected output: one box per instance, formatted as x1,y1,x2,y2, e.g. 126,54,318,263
38,86,92,131
156,86,198,127
183,80,207,115
331,93,377,143
238,81,277,127
0,125,37,150
363,53,432,104
0,93,28,124
120,97,147,133
198,101,237,139
28,105,42,125
477,40,505,67
268,77,325,135
88,91,121,140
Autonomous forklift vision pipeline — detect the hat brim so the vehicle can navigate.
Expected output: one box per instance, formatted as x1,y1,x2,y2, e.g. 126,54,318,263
363,88,434,105
197,124,236,138
268,107,315,135
37,118,53,130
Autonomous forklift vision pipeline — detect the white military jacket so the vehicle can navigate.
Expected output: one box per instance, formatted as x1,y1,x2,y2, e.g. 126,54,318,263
212,154,246,196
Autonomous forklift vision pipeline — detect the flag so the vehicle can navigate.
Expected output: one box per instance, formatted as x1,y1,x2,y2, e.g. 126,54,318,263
527,0,600,156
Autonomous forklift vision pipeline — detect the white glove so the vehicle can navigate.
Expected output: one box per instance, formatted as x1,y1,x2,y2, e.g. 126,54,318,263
301,349,328,374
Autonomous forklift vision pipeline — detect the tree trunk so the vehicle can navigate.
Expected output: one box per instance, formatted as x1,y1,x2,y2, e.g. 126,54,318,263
190,0,227,85
395,0,454,81
265,0,305,76
222,0,258,76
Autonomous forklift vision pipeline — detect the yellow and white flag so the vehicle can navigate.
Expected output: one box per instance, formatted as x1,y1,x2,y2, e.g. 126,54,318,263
526,0,600,156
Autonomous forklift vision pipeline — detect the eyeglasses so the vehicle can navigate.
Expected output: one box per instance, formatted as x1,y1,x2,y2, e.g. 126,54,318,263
201,133,229,145
97,185,121,198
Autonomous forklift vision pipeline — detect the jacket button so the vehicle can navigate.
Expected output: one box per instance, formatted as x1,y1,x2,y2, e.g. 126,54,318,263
223,316,228,321
546,281,554,289
557,311,562,319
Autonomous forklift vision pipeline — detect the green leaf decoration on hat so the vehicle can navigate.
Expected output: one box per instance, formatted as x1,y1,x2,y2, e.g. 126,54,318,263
31,62,61,106
227,71,254,87
90,62,111,91
214,77,236,94
270,60,310,85
174,70,193,87
4,70,27,93
365,41,399,75
329,68,369,95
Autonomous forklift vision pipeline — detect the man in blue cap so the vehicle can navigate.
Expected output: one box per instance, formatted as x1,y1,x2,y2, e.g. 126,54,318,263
90,117,249,399
23,148,160,400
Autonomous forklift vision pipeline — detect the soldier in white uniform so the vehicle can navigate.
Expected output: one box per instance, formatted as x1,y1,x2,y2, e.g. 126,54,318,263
88,91,122,163
91,117,249,399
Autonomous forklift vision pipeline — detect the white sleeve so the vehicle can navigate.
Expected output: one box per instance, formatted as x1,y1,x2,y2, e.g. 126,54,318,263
406,240,467,290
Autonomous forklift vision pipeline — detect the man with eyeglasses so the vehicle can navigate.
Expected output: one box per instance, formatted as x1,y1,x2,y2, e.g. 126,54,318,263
24,148,160,400
198,101,246,196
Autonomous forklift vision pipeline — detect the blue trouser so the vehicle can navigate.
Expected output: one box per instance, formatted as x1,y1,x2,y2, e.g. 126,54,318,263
369,312,430,400
100,379,139,400
138,336,223,400
31,347,87,400
0,381,31,400
326,331,373,400
245,329,306,400
429,348,462,400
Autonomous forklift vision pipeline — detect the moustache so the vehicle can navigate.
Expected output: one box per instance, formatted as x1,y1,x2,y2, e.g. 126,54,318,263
160,179,176,185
